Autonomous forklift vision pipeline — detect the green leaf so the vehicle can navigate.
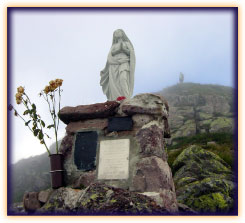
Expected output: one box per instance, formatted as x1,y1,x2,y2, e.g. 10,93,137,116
47,124,55,129
32,123,37,131
38,131,44,140
41,120,45,127
23,110,30,115
25,120,31,126
33,129,40,136
32,104,36,110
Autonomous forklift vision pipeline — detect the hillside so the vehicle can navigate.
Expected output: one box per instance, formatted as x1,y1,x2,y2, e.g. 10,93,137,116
156,82,234,144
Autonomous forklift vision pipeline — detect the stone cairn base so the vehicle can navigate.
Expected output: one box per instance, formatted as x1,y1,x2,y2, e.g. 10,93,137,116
22,93,179,214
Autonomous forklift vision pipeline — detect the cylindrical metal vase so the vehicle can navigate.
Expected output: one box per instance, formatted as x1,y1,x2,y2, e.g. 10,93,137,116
49,154,64,189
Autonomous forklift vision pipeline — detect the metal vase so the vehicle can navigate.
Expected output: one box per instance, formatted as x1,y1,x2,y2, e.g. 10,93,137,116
49,154,64,189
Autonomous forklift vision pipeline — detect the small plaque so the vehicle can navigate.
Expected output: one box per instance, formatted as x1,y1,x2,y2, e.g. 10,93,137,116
98,139,130,180
108,117,133,132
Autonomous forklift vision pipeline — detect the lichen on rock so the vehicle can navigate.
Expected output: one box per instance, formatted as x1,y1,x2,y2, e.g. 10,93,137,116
40,183,171,215
172,145,235,213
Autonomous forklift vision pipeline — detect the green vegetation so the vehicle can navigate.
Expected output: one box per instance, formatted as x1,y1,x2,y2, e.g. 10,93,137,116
167,132,234,168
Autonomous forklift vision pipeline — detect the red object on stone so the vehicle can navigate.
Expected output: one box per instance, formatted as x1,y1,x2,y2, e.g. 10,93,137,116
117,96,126,101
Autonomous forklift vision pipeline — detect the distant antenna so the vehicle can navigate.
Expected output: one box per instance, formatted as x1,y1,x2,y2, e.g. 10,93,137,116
179,72,184,84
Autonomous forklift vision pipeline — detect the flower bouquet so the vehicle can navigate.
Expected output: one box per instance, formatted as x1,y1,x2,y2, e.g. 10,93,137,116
9,78,64,188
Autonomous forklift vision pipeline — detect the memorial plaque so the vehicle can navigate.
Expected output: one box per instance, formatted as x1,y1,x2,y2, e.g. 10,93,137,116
108,117,133,132
98,139,130,180
74,131,98,171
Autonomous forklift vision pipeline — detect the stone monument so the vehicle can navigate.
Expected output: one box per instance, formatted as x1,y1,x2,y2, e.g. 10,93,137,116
58,93,178,213
100,29,136,101
179,72,184,84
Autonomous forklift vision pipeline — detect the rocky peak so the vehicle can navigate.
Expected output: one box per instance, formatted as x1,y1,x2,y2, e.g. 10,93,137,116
157,83,234,144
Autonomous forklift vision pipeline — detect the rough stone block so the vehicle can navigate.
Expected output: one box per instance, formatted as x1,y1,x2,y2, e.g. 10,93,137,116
66,119,108,134
59,101,119,124
141,190,178,214
38,190,51,203
73,171,96,189
23,192,41,212
59,134,74,157
119,94,169,118
132,156,174,192
132,114,154,127
136,123,166,159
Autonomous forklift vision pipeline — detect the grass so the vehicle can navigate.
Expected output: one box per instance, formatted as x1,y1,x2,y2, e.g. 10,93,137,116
167,132,234,169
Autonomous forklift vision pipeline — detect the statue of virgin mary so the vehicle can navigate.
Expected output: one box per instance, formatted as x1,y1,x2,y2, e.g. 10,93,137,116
100,29,136,101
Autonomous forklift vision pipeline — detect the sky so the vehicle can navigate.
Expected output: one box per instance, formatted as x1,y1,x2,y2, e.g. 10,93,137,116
9,8,236,163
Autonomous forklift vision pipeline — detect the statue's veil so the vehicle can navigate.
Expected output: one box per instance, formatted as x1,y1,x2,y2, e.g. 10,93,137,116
112,29,134,51
111,29,135,97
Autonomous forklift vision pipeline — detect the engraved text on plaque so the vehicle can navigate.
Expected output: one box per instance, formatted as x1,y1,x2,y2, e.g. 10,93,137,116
98,139,130,180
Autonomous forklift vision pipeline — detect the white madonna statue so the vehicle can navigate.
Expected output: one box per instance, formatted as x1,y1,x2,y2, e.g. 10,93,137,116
100,29,136,101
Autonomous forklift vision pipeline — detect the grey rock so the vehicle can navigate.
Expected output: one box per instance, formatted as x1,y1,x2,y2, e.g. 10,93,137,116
177,202,198,214
38,190,52,203
141,191,178,213
120,93,169,118
72,171,96,189
172,145,235,213
132,114,154,127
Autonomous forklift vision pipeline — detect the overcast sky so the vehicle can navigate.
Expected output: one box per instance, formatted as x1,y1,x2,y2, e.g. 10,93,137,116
9,8,235,163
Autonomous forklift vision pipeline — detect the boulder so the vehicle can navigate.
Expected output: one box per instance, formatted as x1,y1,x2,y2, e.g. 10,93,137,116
172,145,235,213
